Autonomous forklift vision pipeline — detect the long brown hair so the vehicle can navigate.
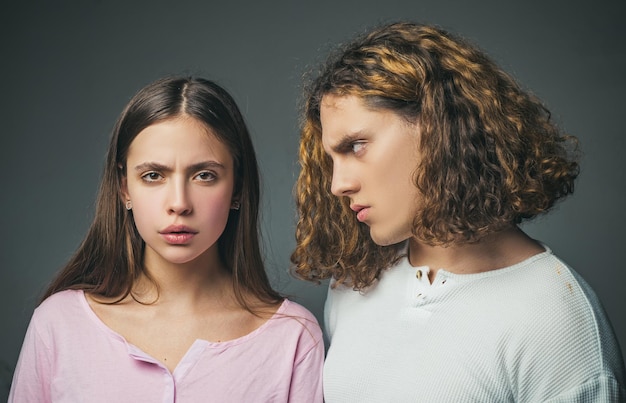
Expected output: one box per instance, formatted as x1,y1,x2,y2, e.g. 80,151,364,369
42,76,282,309
291,22,579,290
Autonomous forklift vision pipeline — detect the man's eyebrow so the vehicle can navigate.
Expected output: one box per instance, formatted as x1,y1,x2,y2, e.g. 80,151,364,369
329,132,363,153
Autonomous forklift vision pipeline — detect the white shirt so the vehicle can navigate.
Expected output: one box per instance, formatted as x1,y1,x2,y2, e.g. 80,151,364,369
323,246,625,402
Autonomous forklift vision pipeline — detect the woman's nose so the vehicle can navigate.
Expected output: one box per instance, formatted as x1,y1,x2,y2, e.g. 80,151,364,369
167,179,192,215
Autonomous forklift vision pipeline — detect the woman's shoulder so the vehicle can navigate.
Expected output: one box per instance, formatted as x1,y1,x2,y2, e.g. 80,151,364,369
272,299,323,339
37,289,84,312
279,298,318,319
24,289,91,342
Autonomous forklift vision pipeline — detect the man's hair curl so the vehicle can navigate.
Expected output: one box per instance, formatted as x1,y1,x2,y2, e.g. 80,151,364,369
291,22,579,290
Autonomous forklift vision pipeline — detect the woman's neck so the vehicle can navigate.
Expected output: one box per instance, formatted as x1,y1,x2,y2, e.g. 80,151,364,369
133,246,235,307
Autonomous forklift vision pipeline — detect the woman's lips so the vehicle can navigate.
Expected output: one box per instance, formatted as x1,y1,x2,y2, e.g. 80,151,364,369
159,225,197,244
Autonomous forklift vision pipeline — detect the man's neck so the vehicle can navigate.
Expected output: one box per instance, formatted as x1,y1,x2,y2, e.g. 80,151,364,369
408,226,545,283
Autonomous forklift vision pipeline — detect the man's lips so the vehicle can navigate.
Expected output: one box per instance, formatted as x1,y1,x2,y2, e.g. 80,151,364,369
350,205,370,222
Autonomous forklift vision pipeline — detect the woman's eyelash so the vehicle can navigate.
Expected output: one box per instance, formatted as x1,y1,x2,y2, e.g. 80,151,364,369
139,170,217,182
196,171,216,181
141,172,162,181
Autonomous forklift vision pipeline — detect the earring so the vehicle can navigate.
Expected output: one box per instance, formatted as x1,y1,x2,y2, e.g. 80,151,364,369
125,200,132,210
231,200,240,210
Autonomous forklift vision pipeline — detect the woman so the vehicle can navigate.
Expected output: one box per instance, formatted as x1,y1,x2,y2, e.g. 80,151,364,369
10,76,324,402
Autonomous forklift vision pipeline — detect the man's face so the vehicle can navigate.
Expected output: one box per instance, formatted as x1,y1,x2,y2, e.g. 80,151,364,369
320,94,421,246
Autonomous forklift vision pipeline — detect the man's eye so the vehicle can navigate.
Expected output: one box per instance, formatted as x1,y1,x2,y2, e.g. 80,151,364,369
351,142,366,153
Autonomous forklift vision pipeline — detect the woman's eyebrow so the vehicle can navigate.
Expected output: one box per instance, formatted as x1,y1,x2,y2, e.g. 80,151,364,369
133,162,170,172
186,161,226,172
133,161,226,172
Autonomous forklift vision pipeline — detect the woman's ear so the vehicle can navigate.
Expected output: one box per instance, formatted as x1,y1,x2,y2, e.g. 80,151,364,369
119,164,130,203
121,178,129,201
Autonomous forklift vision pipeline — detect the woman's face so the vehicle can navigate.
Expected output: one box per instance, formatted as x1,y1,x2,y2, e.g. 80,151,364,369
122,117,236,267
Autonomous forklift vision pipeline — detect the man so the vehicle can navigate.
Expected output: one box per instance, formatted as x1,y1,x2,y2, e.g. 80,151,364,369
291,22,625,402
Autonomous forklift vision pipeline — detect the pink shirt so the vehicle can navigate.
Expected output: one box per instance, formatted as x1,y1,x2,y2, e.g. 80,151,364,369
9,289,324,402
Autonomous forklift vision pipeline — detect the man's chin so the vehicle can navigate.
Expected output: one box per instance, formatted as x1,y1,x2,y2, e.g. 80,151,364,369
369,229,407,247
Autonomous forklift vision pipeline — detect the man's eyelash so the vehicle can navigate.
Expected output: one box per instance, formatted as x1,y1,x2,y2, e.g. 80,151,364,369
351,141,366,153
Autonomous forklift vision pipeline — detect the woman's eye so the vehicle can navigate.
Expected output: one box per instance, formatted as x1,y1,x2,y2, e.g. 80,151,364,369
142,172,162,182
196,171,216,182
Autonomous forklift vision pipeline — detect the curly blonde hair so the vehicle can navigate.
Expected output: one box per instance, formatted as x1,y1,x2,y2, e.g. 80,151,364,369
291,22,579,290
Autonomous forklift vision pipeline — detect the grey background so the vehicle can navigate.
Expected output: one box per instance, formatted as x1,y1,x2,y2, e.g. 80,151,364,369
1,0,624,398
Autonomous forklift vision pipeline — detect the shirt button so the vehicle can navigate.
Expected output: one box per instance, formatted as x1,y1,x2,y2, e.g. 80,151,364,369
416,270,423,280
